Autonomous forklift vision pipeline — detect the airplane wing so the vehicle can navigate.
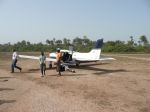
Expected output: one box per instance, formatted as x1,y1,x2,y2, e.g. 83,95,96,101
18,55,57,62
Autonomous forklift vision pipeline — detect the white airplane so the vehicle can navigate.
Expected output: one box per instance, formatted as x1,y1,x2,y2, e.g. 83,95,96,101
18,39,115,69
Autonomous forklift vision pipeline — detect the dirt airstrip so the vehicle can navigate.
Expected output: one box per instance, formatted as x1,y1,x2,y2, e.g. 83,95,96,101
0,52,150,112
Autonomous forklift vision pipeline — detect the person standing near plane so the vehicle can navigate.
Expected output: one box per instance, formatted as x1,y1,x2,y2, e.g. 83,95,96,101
39,51,46,77
49,51,52,69
56,48,62,76
11,49,22,73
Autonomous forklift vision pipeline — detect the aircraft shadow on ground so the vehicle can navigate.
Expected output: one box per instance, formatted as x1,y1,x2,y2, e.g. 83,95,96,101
0,88,14,91
13,71,36,74
28,68,40,71
17,62,126,76
0,77,14,79
28,67,56,72
94,69,127,75
71,62,109,68
0,79,8,82
11,67,56,74
0,100,16,105
48,73,86,77
76,63,127,76
20,62,107,73
62,73,86,76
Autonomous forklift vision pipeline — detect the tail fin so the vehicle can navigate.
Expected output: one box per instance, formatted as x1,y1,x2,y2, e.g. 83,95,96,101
72,39,103,61
95,39,103,49
89,39,103,60
89,49,101,60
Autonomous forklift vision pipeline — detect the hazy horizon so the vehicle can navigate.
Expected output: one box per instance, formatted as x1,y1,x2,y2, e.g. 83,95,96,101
0,0,150,44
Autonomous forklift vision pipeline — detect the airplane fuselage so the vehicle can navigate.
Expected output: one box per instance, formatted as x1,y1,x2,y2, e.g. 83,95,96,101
49,49,101,66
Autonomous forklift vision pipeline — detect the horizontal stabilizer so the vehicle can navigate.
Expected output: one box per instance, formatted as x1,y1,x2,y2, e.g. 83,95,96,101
98,57,116,61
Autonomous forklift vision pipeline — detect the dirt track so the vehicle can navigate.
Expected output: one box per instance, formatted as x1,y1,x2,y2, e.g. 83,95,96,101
0,53,150,112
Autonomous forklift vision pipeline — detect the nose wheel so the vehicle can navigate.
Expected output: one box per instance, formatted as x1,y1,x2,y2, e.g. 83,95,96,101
76,62,80,67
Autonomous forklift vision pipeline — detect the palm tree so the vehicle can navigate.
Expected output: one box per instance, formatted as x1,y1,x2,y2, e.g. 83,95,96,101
55,40,62,45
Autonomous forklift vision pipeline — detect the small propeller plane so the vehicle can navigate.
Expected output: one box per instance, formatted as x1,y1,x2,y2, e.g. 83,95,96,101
18,39,115,69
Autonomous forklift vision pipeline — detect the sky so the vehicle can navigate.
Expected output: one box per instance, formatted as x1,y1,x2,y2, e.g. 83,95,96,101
0,0,150,43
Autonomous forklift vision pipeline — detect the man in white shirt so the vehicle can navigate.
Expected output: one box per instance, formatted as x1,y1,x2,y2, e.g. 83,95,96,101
11,49,22,73
39,51,46,77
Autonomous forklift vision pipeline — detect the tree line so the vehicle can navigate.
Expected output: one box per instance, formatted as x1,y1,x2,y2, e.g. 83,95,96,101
0,35,150,53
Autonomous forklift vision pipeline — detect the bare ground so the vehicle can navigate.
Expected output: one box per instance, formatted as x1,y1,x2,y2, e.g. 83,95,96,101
0,52,150,112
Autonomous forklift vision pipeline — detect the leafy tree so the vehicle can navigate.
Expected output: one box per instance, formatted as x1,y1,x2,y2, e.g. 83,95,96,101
53,38,56,45
46,39,50,45
82,36,90,45
63,38,67,45
138,40,142,46
67,39,71,45
55,40,62,45
73,37,82,45
27,41,31,46
127,36,134,46
140,35,149,45
0,35,150,53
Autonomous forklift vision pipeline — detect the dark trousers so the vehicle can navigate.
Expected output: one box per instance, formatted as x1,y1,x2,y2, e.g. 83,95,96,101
40,63,46,75
11,59,21,72
56,61,61,75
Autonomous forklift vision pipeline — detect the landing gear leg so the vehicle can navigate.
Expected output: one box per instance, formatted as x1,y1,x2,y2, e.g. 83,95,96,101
76,62,80,67
49,61,52,69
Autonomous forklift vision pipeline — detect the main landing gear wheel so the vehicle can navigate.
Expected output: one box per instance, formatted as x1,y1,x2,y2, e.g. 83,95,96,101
76,63,80,67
